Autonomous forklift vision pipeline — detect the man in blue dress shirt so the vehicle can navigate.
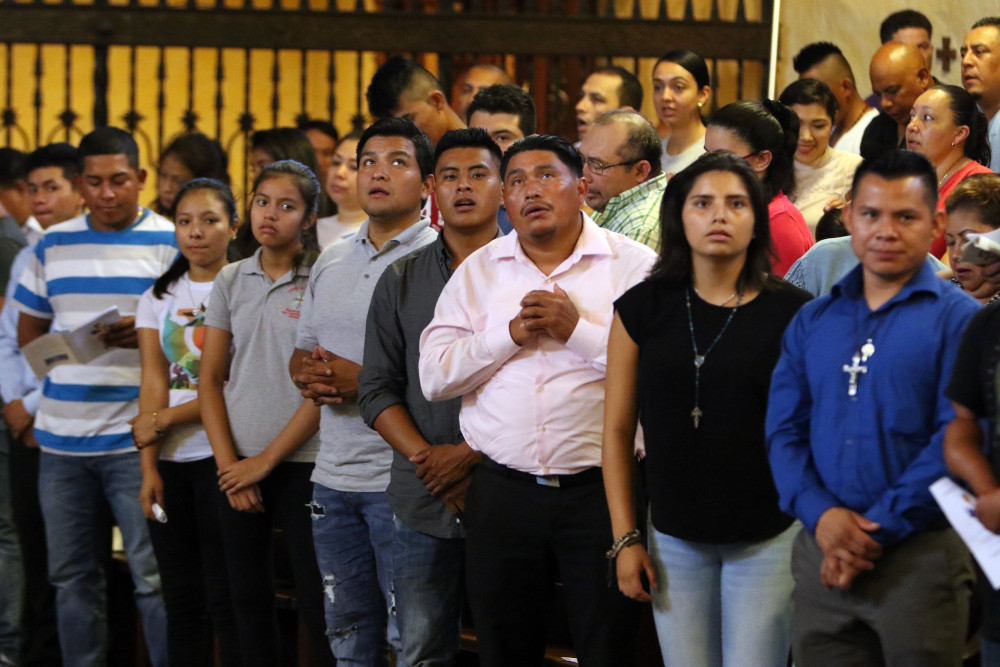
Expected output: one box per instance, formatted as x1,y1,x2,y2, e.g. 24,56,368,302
766,150,980,666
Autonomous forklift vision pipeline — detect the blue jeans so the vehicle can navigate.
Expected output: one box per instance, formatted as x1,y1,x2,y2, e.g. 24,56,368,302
0,431,24,663
649,521,798,667
392,516,464,666
310,485,402,667
38,451,167,667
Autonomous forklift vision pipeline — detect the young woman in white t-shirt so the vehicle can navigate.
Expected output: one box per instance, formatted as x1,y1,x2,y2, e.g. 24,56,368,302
133,177,240,666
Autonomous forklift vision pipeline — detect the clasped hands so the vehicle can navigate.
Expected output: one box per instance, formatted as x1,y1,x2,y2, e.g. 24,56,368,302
410,443,480,516
509,284,580,346
293,345,361,406
814,507,882,590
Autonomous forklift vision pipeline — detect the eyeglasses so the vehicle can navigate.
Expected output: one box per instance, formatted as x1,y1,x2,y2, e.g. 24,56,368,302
583,157,639,175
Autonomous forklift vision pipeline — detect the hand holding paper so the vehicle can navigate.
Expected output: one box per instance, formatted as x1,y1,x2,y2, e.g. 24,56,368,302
22,306,122,379
930,477,1000,589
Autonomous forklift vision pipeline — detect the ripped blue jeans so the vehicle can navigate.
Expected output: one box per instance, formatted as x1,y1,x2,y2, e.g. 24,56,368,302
310,485,403,667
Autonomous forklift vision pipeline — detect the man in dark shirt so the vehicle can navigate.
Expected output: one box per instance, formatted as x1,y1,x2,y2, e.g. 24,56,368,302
357,127,502,665
862,42,932,160
367,56,467,147
467,84,536,157
467,84,537,235
942,175,1000,662
367,56,469,232
0,145,28,667
0,149,29,303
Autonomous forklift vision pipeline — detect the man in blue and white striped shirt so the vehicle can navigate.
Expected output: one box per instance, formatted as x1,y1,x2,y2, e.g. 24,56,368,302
13,127,175,667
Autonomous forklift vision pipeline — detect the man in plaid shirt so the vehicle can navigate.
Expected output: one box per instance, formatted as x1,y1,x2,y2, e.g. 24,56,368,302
579,109,666,252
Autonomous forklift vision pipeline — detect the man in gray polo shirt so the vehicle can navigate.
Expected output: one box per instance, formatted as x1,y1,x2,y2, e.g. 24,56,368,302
358,128,502,665
290,117,437,664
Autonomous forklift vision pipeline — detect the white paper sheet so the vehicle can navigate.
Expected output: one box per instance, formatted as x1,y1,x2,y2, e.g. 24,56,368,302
960,228,1000,266
930,477,1000,589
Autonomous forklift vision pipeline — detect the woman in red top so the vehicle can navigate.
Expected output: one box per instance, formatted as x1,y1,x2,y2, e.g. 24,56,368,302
906,84,993,258
704,100,814,277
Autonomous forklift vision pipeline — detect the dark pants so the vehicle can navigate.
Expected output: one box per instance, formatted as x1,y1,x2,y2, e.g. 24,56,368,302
147,457,240,667
791,527,973,667
216,461,334,667
11,440,60,667
463,458,639,667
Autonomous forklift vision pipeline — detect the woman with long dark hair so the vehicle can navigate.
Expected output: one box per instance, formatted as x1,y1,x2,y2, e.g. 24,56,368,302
603,152,811,667
134,178,240,666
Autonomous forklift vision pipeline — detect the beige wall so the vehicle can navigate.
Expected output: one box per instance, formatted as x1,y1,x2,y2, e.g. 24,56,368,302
776,1,999,98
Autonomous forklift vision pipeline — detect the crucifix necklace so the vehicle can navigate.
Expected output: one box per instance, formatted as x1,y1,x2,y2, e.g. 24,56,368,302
842,338,875,396
685,287,742,429
846,298,883,397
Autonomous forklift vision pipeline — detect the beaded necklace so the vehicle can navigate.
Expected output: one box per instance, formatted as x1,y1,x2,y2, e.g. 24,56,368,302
685,287,743,429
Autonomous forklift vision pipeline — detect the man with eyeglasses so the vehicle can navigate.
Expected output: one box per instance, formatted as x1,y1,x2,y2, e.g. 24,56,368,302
579,110,665,252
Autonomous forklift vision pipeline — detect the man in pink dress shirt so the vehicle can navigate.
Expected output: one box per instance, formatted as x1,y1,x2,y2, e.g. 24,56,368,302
419,134,656,666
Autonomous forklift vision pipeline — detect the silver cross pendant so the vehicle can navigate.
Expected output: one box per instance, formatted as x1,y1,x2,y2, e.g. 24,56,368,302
842,352,867,397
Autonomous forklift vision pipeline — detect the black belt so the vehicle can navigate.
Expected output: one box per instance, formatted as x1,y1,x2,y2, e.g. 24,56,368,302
479,456,602,488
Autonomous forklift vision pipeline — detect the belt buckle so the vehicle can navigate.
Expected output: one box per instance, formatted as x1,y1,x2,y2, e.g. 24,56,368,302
536,475,560,488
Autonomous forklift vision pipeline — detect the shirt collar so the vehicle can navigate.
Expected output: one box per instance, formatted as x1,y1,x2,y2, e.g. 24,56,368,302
431,234,454,266
596,172,667,217
832,259,945,308
493,211,612,264
240,246,311,282
351,217,432,255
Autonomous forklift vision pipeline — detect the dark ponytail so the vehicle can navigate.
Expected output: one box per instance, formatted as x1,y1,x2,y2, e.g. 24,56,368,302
708,100,799,200
153,256,190,300
762,99,800,200
934,85,993,167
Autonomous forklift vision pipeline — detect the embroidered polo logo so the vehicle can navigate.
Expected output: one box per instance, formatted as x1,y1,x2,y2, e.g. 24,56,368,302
282,285,306,319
